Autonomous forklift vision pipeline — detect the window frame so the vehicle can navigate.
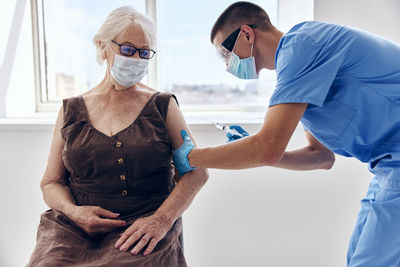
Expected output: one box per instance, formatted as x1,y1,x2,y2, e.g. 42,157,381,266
31,0,158,112
31,0,57,112
31,0,311,114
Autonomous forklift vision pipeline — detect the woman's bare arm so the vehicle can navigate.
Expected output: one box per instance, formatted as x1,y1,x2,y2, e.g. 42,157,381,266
40,106,78,216
115,97,209,255
153,97,209,227
40,105,126,235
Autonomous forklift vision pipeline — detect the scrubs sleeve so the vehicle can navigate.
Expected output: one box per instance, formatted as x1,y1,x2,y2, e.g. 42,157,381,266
269,40,344,107
301,121,309,132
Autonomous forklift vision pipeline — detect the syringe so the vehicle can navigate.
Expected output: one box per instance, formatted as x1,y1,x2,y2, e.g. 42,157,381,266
204,119,239,136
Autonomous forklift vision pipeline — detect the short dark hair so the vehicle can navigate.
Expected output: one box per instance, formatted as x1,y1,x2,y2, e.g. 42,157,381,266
210,1,274,44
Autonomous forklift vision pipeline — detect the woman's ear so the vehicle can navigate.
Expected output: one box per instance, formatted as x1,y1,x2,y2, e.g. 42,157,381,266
99,41,107,61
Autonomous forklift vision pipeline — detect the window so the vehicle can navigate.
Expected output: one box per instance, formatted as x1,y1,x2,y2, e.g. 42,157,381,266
0,1,16,65
158,0,278,111
32,0,278,112
32,0,147,111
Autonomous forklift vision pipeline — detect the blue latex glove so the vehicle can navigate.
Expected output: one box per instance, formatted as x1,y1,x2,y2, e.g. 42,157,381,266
226,125,250,142
173,130,196,176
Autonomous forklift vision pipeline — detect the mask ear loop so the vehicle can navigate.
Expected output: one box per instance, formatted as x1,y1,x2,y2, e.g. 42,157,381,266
231,30,241,54
106,42,117,71
233,28,254,58
249,28,255,57
107,41,117,55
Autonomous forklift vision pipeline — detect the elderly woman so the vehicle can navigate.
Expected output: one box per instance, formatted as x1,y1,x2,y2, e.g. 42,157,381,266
27,6,208,267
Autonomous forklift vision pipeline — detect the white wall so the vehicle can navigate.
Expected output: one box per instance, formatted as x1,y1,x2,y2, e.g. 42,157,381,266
1,0,400,266
0,123,371,267
314,0,400,43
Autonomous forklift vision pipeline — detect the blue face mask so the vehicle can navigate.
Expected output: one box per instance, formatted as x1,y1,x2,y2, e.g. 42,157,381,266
226,34,259,80
226,51,259,79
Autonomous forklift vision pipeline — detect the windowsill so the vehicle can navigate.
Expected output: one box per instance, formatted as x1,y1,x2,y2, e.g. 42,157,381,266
0,111,266,131
0,117,57,131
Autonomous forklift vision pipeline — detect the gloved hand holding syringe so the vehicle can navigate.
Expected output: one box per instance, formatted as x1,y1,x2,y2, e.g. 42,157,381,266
204,119,250,142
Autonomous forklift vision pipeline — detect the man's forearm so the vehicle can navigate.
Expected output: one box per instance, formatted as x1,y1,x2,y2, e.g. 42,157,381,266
154,168,208,227
188,134,281,170
275,146,335,170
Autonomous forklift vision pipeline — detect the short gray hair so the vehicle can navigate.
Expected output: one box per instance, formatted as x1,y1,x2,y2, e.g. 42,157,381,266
93,6,155,65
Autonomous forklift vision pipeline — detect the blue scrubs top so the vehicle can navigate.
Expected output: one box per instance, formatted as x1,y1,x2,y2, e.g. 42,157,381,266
269,21,400,188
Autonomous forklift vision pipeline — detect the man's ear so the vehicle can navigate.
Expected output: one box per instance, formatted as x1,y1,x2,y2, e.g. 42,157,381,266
240,25,255,43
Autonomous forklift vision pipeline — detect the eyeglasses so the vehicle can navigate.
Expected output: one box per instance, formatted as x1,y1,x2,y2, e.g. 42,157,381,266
216,24,256,63
111,40,156,59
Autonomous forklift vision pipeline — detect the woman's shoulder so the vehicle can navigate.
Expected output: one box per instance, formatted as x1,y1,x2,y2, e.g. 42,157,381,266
78,88,100,101
59,94,88,131
61,94,83,114
137,82,156,94
139,90,178,121
137,83,177,103
62,94,82,103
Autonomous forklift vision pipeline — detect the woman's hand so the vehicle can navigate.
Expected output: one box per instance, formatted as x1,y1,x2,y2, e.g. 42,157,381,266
69,206,127,236
115,213,172,256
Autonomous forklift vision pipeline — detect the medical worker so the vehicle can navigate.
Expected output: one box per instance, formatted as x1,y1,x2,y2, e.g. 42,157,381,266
173,1,400,266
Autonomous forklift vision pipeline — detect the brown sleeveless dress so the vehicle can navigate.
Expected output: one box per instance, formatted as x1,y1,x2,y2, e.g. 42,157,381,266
27,92,187,267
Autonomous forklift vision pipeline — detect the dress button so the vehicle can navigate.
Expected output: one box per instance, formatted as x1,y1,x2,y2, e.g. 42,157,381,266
120,174,126,181
116,141,122,148
121,190,128,196
118,158,124,164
